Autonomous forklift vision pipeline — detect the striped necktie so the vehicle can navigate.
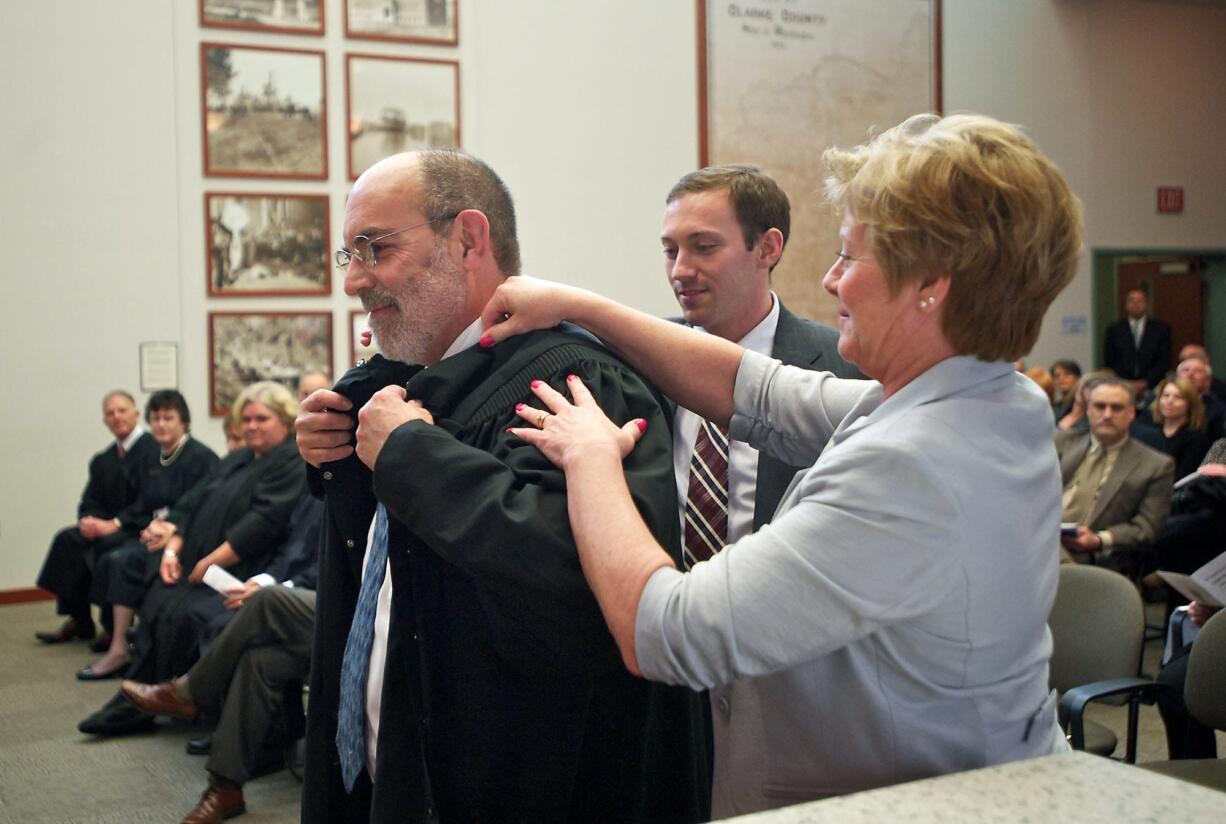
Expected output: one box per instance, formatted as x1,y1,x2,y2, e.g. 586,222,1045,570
336,503,389,792
683,420,730,569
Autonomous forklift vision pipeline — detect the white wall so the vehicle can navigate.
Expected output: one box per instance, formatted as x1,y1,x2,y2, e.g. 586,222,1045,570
943,0,1226,369
2,0,1224,591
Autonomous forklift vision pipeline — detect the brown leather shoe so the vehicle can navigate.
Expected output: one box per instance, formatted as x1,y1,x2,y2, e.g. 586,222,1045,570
181,779,245,823
35,617,96,644
121,679,199,720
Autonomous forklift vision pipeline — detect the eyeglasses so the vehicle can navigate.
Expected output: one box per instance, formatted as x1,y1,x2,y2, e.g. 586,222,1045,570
335,212,459,270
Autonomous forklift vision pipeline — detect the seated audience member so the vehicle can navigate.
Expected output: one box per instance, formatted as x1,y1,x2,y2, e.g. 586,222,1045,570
1131,377,1212,480
78,381,307,736
1057,372,1109,433
1024,366,1055,403
1153,438,1226,577
1176,355,1225,440
121,531,320,824
1050,359,1082,420
82,391,220,680
1156,600,1220,759
1179,344,1226,403
36,390,158,644
223,410,245,454
1057,377,1174,572
297,370,330,402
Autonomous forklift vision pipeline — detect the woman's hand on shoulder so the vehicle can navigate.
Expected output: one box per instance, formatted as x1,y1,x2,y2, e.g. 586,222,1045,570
508,374,646,471
478,276,586,348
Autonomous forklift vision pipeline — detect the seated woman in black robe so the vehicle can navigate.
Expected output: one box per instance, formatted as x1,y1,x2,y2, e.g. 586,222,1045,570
81,390,219,680
79,381,308,736
1132,377,1212,480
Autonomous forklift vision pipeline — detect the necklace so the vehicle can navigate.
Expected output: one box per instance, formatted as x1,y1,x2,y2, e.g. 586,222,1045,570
160,435,189,467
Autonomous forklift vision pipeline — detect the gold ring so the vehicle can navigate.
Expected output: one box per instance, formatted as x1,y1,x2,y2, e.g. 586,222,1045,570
536,412,549,428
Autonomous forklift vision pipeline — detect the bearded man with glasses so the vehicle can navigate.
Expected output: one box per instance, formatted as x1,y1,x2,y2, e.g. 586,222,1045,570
295,149,708,824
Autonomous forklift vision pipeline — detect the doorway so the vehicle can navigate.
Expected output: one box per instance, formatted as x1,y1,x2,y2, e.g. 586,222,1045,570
1092,249,1226,372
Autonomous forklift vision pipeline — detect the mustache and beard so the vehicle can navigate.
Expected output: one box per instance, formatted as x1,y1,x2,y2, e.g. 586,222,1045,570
359,241,469,364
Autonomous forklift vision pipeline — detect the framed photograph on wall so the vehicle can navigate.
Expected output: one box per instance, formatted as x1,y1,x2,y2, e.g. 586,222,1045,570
208,311,333,415
349,309,379,366
199,0,325,35
345,0,458,46
346,53,460,180
201,43,328,179
206,192,331,296
697,0,940,326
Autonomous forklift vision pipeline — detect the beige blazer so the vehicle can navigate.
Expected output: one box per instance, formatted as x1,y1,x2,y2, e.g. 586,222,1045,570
1055,432,1175,549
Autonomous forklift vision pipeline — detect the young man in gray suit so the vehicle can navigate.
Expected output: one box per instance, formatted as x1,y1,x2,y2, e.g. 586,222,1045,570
660,165,861,817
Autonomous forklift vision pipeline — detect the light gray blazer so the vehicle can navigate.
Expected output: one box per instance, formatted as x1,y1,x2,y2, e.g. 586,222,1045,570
637,353,1068,814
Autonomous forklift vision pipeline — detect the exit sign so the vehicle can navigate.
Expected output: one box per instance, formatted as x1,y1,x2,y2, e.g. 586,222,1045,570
1157,186,1184,213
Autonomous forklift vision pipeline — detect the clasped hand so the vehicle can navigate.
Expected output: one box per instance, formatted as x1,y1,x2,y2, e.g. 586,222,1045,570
297,386,434,470
508,375,646,471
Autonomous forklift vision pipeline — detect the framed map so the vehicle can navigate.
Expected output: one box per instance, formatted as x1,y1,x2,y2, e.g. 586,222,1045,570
698,0,941,324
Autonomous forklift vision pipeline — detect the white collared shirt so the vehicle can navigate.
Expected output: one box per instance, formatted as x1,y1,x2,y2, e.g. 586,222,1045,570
362,317,485,778
672,295,780,546
120,426,146,456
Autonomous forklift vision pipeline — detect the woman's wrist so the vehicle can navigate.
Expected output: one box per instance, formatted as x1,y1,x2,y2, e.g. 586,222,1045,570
164,548,177,558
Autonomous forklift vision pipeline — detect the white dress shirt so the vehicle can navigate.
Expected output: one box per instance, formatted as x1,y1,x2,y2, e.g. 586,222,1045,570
362,318,485,778
672,294,780,544
119,425,146,455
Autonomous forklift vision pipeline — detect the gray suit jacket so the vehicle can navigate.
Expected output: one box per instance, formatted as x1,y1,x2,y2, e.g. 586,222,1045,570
754,302,862,530
643,354,1069,814
688,302,861,818
1055,432,1174,550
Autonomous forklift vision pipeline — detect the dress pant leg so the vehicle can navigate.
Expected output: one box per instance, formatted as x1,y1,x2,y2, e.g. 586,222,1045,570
36,526,91,618
205,644,311,786
188,587,315,707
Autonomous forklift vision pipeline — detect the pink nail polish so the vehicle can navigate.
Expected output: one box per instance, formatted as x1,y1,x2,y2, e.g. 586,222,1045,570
505,427,514,433
530,379,541,388
515,403,524,411
479,334,494,348
567,374,578,381
636,419,648,433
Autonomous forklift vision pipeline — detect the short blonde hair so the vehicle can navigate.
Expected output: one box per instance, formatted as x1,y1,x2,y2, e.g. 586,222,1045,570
823,113,1083,362
1151,377,1205,431
234,380,299,435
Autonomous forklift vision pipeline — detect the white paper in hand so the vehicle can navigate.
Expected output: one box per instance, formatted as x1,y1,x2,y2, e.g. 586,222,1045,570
202,564,244,595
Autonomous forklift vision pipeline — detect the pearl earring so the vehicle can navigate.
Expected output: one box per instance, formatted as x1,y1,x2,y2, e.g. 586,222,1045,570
921,296,936,308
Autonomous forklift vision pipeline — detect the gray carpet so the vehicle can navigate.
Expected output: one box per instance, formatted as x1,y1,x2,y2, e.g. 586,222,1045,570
1,600,1220,822
0,602,301,823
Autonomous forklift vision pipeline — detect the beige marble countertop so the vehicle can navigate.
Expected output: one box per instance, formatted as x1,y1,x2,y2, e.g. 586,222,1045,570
722,751,1223,822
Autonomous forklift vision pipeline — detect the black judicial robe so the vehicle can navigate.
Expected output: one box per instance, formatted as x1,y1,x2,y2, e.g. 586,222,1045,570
114,437,220,532
127,438,308,683
166,438,306,578
303,330,710,824
78,433,159,520
36,433,159,610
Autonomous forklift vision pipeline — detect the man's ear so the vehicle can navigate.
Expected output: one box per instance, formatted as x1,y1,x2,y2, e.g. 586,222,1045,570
453,209,492,270
756,227,784,269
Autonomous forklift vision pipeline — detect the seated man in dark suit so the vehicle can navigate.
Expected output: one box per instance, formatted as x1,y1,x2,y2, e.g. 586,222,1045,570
36,390,158,645
1057,377,1175,574
121,499,321,824
1103,287,1172,397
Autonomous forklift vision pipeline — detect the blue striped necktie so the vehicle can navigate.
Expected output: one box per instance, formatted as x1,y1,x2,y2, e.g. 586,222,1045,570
336,503,389,792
